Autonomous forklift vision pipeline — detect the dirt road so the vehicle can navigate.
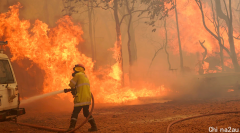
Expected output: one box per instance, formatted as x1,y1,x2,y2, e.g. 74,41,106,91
1,93,240,133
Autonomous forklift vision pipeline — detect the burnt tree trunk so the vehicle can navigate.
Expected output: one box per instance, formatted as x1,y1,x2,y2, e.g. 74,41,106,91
174,0,184,71
118,2,138,85
215,0,239,72
199,40,207,74
126,0,133,85
122,3,138,64
88,0,95,64
228,0,239,71
196,0,235,72
210,0,224,72
118,3,138,63
92,7,97,69
215,8,224,72
164,18,172,70
113,0,124,86
129,24,137,63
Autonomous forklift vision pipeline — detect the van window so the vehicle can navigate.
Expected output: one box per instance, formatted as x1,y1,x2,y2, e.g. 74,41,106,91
0,60,14,84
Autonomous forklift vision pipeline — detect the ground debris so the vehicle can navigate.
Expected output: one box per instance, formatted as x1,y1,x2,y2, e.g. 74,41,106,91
2,97,240,133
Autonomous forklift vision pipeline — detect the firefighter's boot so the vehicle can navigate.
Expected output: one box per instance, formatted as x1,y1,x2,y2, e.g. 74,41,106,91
88,117,97,132
67,119,77,132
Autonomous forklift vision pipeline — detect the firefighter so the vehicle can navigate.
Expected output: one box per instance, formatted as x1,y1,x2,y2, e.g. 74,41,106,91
67,64,97,132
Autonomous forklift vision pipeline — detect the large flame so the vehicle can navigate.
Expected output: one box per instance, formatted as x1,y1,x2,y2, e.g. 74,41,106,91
164,0,240,73
0,3,170,103
108,40,122,81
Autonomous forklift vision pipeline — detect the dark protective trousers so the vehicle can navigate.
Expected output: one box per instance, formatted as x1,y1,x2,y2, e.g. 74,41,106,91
71,105,92,119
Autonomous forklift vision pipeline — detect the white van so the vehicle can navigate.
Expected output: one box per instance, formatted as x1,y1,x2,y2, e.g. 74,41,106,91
0,41,25,122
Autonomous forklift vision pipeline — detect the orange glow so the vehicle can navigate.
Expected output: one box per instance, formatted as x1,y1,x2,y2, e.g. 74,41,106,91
164,0,240,73
228,89,234,92
108,0,114,5
0,3,170,103
108,40,122,81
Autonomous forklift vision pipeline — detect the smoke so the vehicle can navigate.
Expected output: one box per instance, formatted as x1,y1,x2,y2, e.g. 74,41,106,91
0,0,238,105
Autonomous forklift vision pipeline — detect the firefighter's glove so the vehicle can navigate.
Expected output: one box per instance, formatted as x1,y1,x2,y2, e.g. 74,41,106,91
64,89,70,93
71,89,77,96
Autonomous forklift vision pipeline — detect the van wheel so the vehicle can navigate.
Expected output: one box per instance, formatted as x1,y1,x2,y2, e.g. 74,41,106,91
11,117,17,123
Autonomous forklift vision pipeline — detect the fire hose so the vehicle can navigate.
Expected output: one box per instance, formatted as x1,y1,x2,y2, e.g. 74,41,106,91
166,110,240,133
13,89,240,133
14,92,95,133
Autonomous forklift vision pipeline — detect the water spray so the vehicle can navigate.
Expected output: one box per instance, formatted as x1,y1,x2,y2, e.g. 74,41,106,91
20,90,64,105
15,93,95,133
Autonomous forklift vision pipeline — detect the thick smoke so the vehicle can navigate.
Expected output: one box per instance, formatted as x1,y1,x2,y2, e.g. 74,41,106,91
0,0,239,108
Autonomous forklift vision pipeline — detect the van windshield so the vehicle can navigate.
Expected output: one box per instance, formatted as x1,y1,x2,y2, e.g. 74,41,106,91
0,60,14,84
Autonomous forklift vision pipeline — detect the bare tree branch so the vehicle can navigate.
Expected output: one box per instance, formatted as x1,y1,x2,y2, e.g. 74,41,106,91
234,35,240,40
215,0,229,26
147,46,164,74
220,25,228,35
205,14,214,24
195,0,231,55
119,9,148,26
199,40,207,64
132,17,149,23
79,0,114,10
163,18,172,70
223,0,230,21
237,1,240,9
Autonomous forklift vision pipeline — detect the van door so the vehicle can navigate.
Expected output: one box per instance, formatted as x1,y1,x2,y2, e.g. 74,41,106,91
0,59,18,111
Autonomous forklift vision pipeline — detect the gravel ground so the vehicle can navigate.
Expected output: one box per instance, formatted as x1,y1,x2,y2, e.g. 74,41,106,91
1,92,240,133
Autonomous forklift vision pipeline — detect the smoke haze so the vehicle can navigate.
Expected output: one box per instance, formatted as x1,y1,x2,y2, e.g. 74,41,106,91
0,0,239,107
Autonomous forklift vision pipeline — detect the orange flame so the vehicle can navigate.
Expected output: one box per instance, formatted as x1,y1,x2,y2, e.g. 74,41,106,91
108,39,122,81
0,3,170,103
162,0,240,73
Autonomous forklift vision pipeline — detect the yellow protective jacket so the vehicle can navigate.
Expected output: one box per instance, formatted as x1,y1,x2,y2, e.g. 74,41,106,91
69,72,91,107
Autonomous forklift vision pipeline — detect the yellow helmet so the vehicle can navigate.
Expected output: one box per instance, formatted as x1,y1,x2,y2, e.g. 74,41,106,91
73,64,85,72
